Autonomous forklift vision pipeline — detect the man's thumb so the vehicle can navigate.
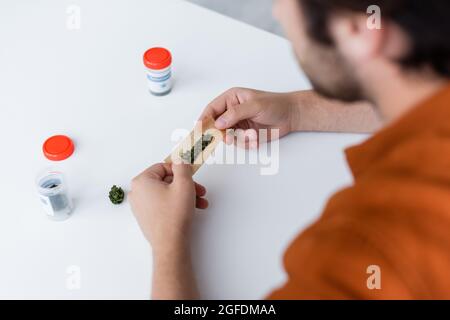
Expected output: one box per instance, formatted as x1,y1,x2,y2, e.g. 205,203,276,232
172,163,194,184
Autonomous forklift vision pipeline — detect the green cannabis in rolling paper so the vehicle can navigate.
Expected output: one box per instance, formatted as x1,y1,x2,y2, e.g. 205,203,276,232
180,134,214,164
109,185,125,205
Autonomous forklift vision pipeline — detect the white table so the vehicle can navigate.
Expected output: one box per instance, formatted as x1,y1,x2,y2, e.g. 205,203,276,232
0,0,366,299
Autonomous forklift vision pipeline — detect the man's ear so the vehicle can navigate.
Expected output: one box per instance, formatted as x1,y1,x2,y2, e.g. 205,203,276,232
329,13,384,64
329,13,411,64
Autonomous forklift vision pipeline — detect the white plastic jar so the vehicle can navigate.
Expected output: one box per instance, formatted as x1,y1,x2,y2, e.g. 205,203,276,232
143,47,173,96
36,171,73,221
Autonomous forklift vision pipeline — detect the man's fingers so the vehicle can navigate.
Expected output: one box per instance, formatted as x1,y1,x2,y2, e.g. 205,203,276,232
163,175,206,196
195,182,206,197
172,163,194,184
135,163,173,182
226,128,259,149
198,92,227,120
196,197,209,209
215,101,260,129
199,88,243,121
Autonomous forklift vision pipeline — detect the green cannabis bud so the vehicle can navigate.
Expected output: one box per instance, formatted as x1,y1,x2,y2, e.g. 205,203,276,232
109,185,125,205
180,134,214,164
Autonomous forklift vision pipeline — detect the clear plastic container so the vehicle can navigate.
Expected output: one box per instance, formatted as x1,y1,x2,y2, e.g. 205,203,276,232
36,171,73,221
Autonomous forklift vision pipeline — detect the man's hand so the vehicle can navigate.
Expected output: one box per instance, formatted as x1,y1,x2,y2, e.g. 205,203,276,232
200,87,300,148
129,163,207,254
129,162,205,299
200,88,381,144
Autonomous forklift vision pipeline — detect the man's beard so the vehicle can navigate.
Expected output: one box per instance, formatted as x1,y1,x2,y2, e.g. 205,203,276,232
295,45,367,103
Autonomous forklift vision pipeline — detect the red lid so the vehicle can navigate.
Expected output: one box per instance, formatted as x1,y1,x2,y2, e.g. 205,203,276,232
143,47,172,70
43,135,75,161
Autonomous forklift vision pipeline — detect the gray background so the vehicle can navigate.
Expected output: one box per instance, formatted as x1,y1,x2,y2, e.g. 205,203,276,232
186,0,284,36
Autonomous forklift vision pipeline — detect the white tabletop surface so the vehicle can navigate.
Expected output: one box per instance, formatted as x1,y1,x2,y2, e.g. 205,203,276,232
0,0,366,299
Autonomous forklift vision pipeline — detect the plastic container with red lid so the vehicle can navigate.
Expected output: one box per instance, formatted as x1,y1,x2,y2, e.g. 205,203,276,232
38,135,75,220
143,47,173,96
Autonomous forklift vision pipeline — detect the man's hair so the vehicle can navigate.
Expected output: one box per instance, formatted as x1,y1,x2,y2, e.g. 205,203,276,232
299,0,450,77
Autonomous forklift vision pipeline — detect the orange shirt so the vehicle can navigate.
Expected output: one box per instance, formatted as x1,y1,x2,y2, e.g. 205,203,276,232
268,83,450,299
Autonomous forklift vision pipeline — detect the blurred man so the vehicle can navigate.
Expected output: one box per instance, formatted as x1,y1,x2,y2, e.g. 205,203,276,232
129,0,450,299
